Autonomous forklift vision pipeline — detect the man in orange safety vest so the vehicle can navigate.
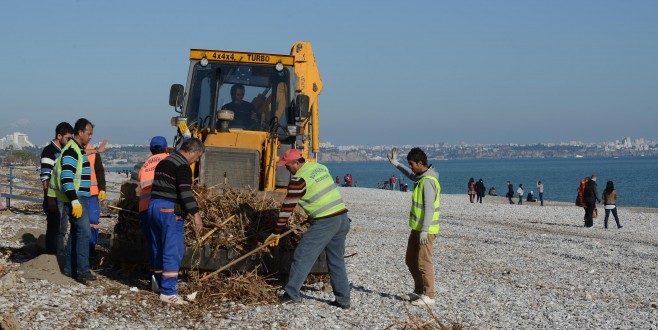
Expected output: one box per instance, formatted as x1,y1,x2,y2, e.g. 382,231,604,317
138,136,169,292
85,139,108,255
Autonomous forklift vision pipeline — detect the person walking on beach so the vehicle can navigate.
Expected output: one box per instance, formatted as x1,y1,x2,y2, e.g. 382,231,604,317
390,175,397,191
537,180,544,206
40,122,74,255
388,147,440,306
602,180,623,229
475,179,485,203
583,175,601,227
517,184,524,205
468,177,476,203
576,176,590,220
265,149,351,309
506,181,514,204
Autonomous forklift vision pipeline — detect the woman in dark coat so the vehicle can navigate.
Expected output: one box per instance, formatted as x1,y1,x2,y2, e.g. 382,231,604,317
583,175,601,227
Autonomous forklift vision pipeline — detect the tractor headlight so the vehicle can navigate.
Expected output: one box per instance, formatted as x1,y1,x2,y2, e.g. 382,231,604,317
200,56,209,67
275,61,284,72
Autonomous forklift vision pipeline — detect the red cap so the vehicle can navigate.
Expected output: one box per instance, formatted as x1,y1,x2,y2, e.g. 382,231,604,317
277,149,302,166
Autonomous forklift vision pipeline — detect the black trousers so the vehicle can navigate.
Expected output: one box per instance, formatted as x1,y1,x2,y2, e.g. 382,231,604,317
584,202,596,227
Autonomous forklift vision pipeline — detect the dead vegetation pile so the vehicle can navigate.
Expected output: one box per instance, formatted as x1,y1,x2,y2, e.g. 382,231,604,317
112,183,311,304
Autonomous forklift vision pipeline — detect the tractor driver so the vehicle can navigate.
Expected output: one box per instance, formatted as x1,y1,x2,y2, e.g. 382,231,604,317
221,84,260,130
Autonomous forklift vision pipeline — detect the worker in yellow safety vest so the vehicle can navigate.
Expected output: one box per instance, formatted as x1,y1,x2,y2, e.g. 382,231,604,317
85,139,108,255
388,147,440,307
138,136,169,293
264,149,352,309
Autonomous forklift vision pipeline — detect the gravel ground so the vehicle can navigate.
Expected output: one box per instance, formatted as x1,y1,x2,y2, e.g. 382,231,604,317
1,183,658,329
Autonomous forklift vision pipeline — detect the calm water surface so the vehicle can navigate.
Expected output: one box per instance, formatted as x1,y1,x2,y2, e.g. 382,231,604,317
325,157,658,208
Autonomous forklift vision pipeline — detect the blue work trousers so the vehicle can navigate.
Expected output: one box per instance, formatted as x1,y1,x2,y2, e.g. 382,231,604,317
88,195,100,251
61,197,91,276
148,198,184,296
285,212,351,306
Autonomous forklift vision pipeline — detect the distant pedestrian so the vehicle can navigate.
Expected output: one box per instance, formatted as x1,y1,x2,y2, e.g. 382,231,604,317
335,176,340,186
537,180,544,206
468,177,475,203
40,122,74,255
390,175,396,191
602,180,622,229
526,191,537,202
388,147,440,306
506,181,514,204
517,184,524,205
583,175,601,227
576,176,590,221
475,179,485,203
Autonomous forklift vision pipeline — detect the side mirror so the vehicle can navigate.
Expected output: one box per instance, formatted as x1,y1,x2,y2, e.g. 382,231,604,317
169,84,184,107
295,94,310,118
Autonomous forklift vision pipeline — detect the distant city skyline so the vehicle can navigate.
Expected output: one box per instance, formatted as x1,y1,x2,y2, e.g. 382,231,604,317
4,130,654,151
0,132,34,150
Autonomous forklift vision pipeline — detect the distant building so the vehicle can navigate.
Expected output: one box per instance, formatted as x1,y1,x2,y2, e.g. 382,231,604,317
0,132,34,150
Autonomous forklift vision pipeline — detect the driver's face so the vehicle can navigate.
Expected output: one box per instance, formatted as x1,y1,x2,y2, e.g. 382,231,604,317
233,89,244,103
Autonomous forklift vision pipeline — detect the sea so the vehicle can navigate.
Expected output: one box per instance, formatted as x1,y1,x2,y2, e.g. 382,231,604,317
324,157,658,209
108,156,658,208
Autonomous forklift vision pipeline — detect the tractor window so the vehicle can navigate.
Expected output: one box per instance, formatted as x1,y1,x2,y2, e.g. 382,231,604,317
186,62,291,132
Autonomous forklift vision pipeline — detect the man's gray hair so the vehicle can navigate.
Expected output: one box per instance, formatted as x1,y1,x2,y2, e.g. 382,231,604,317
180,138,205,153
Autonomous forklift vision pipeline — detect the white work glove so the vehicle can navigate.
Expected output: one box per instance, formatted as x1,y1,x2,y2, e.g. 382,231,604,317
71,199,83,219
387,147,399,166
419,232,429,245
178,122,192,139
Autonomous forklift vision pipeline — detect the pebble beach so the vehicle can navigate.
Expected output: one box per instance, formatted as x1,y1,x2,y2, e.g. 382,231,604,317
1,179,658,329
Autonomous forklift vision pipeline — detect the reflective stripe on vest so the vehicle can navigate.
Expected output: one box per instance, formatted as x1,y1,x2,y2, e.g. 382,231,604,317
85,146,99,196
138,153,169,212
48,140,84,202
293,162,346,219
409,175,441,234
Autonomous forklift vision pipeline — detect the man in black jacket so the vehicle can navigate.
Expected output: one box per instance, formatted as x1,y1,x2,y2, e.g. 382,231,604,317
583,175,602,227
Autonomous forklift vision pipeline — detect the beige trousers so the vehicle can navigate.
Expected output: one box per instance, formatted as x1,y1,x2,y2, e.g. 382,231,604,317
405,230,437,299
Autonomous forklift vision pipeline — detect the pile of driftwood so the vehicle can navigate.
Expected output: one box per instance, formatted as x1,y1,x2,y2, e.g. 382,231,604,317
186,185,307,252
113,183,307,250
113,182,312,304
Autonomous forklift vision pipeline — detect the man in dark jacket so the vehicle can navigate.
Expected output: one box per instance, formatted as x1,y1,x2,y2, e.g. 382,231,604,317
583,175,602,227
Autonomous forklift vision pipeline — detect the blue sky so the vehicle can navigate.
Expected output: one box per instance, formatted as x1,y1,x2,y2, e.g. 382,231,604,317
1,0,657,147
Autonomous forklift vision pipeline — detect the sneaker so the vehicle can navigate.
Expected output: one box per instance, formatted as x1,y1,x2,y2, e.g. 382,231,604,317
160,294,188,305
618,225,623,229
151,275,160,294
279,293,301,305
401,292,421,301
328,300,350,310
77,271,97,281
411,294,435,306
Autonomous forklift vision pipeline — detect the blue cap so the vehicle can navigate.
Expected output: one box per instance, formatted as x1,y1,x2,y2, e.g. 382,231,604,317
149,136,167,154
